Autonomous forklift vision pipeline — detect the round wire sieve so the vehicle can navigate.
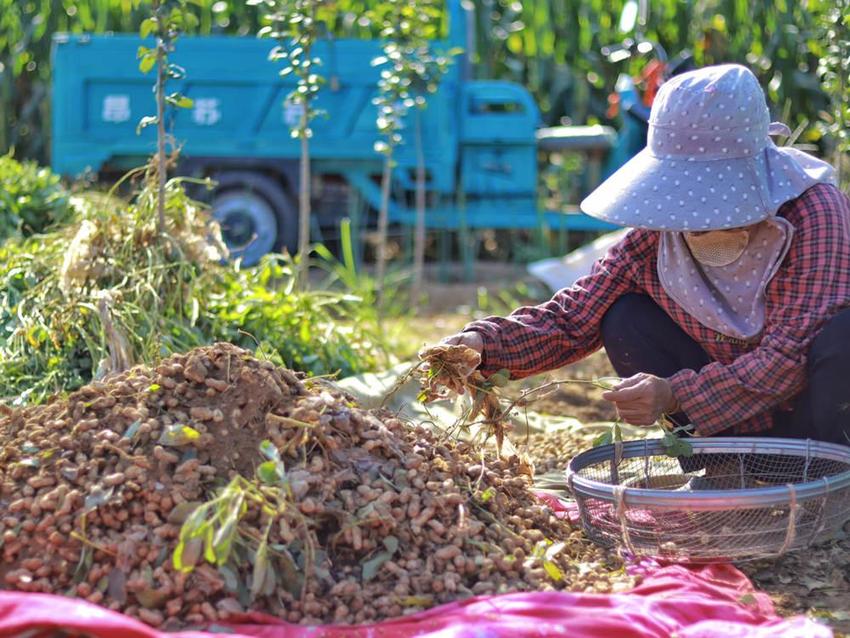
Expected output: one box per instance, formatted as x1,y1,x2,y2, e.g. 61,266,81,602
566,437,850,562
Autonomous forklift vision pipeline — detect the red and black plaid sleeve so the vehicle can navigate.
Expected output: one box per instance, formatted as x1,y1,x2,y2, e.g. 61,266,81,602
463,229,657,378
669,183,850,436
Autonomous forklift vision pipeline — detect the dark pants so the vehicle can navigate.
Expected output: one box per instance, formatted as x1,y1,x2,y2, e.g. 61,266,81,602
600,293,850,445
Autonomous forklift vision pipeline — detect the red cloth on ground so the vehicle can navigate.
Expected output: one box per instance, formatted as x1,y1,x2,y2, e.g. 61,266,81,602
1,494,828,637
0,562,830,638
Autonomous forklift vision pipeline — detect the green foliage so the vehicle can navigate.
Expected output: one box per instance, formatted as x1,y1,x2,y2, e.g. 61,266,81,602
3,0,841,164
173,477,248,573
252,0,330,139
0,154,72,241
813,0,850,189
0,0,253,161
369,0,458,303
660,431,694,458
474,279,550,317
204,254,388,377
137,0,197,232
173,441,308,601
252,0,337,288
0,0,381,162
0,171,388,404
592,421,622,448
370,0,456,155
136,0,196,115
470,0,828,137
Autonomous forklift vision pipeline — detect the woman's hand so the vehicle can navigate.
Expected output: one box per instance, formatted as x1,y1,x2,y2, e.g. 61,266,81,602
437,331,484,354
601,373,679,426
417,332,484,395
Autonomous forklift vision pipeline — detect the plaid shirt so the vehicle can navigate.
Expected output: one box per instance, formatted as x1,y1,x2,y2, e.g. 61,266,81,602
464,183,850,436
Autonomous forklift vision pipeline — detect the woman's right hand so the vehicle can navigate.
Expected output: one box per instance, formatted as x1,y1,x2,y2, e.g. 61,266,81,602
417,331,485,395
438,331,484,354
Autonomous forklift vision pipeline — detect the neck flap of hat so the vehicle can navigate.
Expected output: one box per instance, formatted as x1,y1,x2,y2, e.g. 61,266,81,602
657,218,794,340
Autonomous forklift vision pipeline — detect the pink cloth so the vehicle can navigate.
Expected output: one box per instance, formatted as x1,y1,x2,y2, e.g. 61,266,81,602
0,563,829,638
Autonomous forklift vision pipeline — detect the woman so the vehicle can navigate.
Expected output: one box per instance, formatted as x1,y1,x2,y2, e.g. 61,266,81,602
427,64,850,444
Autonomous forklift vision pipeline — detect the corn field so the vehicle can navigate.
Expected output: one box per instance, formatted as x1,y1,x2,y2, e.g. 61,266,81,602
474,0,829,132
0,0,841,163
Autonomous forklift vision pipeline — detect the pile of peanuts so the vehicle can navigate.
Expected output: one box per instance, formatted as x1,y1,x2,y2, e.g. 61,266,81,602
0,343,632,628
523,429,601,476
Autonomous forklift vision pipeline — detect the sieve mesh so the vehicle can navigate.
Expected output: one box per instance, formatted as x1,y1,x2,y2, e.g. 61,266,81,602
566,437,850,562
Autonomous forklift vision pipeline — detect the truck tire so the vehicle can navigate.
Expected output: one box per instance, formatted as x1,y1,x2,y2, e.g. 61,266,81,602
210,171,297,266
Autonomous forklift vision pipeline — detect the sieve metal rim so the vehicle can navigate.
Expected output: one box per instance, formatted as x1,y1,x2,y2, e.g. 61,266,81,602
565,437,850,511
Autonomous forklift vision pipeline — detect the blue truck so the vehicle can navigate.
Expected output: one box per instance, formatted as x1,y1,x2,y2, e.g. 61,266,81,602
51,0,615,265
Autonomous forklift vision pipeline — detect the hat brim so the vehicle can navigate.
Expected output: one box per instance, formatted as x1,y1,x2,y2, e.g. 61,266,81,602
580,144,833,231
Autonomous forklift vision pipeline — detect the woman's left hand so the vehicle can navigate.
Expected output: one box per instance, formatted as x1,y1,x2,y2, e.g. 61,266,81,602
601,373,678,426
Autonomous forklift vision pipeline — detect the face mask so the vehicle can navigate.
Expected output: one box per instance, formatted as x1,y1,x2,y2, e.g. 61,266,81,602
683,228,751,267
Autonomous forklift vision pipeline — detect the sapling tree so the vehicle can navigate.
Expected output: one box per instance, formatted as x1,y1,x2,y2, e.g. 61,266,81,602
252,0,327,288
371,0,457,307
137,0,196,233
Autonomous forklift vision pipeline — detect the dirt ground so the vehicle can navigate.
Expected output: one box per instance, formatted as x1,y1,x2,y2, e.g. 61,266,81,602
411,266,850,635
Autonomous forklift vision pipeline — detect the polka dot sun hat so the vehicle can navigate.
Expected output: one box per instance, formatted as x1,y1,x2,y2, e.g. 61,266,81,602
580,64,835,231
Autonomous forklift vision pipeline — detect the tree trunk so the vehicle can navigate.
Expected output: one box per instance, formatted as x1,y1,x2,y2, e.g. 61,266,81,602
155,22,167,234
375,150,393,309
412,109,426,310
297,108,312,289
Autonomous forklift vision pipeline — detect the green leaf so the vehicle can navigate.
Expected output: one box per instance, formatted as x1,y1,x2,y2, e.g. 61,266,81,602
72,546,93,584
592,430,613,447
488,369,510,387
211,518,237,565
159,424,201,446
361,550,392,582
661,432,694,458
382,535,399,554
148,383,160,392
219,565,239,592
543,559,563,581
257,460,284,485
250,540,270,599
139,54,156,74
166,93,194,109
203,524,216,564
478,486,496,503
123,419,142,439
259,439,280,462
612,422,623,443
136,115,158,135
140,17,157,39
173,537,203,573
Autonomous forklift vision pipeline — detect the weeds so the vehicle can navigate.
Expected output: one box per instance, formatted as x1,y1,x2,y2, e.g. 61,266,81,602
0,172,388,403
0,153,72,241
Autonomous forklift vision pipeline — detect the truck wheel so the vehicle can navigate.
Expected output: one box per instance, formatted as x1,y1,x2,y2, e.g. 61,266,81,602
210,172,296,266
